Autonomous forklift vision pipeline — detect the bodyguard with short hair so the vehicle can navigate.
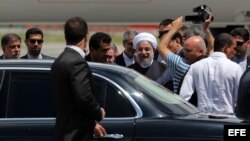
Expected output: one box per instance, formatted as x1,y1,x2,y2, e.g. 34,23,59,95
22,28,54,59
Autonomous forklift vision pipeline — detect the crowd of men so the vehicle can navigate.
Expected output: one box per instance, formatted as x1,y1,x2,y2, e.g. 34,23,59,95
1,15,250,117
2,14,250,140
1,28,54,59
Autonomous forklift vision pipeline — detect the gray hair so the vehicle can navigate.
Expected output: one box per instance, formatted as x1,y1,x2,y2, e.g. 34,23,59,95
123,30,138,42
1,33,21,49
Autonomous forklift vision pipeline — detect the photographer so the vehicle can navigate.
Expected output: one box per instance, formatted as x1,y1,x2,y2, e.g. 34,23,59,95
179,32,242,115
157,16,207,94
156,7,214,94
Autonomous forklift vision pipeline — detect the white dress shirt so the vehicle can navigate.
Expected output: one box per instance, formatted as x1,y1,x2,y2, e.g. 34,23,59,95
232,56,247,72
27,53,43,59
179,52,243,115
123,52,135,67
66,45,85,58
156,68,172,85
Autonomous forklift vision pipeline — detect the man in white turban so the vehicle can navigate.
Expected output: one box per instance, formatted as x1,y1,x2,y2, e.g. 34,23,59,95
128,32,166,81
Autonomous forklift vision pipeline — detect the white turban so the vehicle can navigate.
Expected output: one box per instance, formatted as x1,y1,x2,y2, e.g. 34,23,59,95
133,32,157,50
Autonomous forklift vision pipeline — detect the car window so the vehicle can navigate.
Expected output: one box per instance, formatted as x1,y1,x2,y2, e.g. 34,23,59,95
93,76,136,118
124,71,199,115
0,70,7,117
6,71,55,118
1,70,135,118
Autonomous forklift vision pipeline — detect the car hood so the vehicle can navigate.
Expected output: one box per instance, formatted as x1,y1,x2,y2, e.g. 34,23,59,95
170,113,247,124
134,114,247,140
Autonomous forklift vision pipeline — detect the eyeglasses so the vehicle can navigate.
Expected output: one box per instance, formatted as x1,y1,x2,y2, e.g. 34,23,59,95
236,41,244,48
29,39,43,44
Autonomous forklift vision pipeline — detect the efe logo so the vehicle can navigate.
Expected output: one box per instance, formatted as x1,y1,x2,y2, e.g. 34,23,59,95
224,125,249,141
228,129,246,136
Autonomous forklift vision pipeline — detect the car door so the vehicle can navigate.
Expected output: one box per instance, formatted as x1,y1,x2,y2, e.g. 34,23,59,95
93,75,136,141
0,70,55,141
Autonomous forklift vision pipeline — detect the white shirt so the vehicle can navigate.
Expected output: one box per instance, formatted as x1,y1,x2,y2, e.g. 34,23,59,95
27,53,43,59
232,56,247,72
157,54,166,64
123,52,135,67
156,68,172,85
179,52,243,115
66,45,85,58
156,47,183,86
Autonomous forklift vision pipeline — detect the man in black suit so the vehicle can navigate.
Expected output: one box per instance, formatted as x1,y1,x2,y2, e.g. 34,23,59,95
21,28,54,59
51,17,106,141
115,30,138,67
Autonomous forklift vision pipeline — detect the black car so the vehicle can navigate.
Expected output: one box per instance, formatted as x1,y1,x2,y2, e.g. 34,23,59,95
0,60,247,141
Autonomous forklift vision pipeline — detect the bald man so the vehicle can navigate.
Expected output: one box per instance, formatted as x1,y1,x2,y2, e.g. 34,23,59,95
157,16,207,94
179,33,242,115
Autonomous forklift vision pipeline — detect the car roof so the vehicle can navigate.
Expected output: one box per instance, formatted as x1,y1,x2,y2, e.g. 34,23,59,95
0,59,132,74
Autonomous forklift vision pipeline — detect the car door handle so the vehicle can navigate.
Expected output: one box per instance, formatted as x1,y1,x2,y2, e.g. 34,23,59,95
94,134,124,139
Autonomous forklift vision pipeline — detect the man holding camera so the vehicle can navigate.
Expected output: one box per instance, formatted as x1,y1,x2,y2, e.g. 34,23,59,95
179,33,242,115
178,6,243,115
157,16,208,94
156,11,214,93
156,5,215,92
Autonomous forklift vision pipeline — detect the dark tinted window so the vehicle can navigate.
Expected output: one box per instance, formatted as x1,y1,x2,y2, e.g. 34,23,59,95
124,72,199,115
93,76,136,117
6,71,55,118
0,70,7,117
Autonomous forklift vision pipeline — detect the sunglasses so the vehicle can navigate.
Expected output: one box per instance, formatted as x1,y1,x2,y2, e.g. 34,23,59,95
29,39,43,44
236,41,244,48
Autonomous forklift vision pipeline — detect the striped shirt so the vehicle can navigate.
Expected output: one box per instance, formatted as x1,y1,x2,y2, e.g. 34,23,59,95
166,52,190,94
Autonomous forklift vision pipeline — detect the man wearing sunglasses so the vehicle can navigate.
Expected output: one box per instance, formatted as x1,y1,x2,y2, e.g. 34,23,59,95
21,28,54,59
230,27,250,72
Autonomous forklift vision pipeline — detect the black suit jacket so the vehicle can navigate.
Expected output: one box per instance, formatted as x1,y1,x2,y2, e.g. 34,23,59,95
21,54,55,59
115,53,126,67
85,54,92,62
129,60,166,81
51,48,102,141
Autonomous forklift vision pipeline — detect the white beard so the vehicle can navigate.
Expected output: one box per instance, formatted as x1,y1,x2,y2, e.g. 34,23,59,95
136,56,153,68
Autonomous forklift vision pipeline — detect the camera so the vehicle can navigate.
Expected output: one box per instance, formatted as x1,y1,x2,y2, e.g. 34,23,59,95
185,5,214,24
